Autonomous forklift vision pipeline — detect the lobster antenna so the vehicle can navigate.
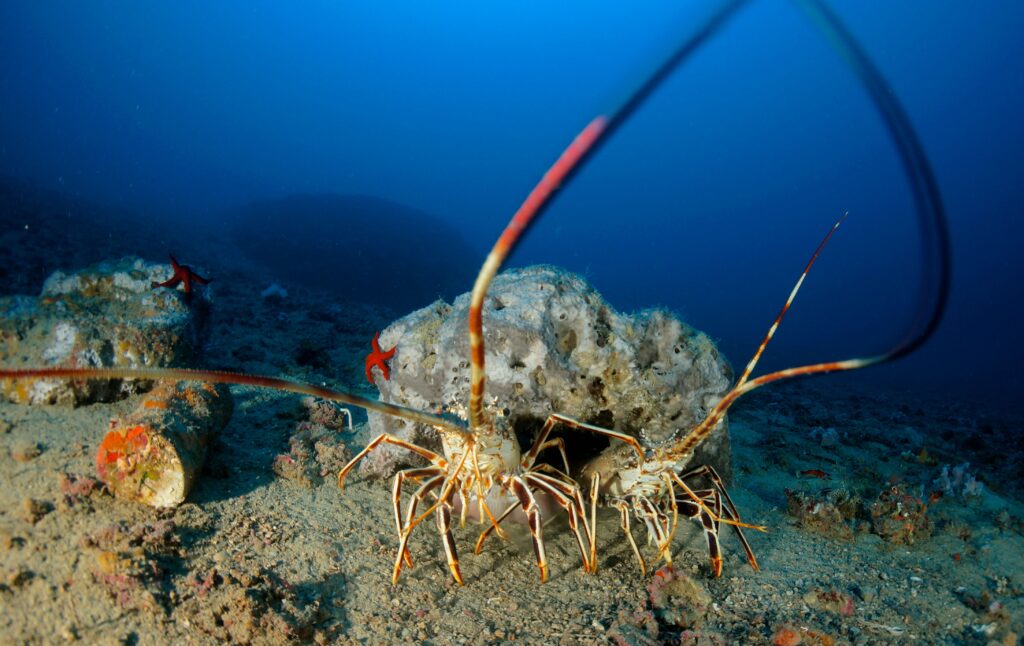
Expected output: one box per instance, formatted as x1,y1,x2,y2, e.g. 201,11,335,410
670,1,955,459
467,1,750,430
793,0,952,360
735,214,846,387
670,215,869,459
0,367,469,436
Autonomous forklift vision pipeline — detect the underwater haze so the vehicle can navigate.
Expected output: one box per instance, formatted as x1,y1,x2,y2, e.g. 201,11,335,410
1,1,1022,413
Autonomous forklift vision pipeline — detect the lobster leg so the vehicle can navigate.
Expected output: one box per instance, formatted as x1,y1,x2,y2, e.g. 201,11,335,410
436,499,463,586
392,466,444,568
661,473,681,562
523,413,645,468
525,472,594,573
525,438,572,476
465,446,503,536
588,473,600,570
614,500,646,575
473,502,519,554
509,476,549,582
339,433,444,489
672,472,762,574
713,494,759,572
636,496,673,567
473,469,594,573
531,462,575,484
674,488,724,576
677,464,762,570
678,464,745,524
669,470,766,532
403,447,473,532
701,491,724,577
393,474,446,584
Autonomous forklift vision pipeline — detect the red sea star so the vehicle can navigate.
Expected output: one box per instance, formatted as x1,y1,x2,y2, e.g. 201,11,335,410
365,330,397,385
151,255,211,299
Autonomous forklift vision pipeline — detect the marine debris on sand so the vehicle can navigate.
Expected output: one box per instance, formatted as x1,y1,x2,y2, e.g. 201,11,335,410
97,380,233,508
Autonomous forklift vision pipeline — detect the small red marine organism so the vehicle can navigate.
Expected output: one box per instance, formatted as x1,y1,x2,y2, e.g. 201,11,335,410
151,254,211,300
799,469,831,480
364,330,396,385
95,423,150,481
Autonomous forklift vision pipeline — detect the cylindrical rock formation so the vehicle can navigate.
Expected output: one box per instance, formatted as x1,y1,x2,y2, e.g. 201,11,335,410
96,381,232,507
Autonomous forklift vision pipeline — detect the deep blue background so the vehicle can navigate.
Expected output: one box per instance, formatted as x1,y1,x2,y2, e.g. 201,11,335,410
1,2,1021,412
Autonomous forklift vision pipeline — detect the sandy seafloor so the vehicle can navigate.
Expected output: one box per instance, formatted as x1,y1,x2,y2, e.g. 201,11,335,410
0,279,1021,646
0,196,1022,645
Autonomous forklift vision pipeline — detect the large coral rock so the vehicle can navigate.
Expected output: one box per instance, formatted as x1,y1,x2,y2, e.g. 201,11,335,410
366,265,734,480
0,257,211,405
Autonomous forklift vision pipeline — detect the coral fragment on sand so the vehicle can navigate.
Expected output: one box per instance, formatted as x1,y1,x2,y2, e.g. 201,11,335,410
96,381,232,507
869,483,932,544
785,487,860,540
273,420,351,487
647,566,712,629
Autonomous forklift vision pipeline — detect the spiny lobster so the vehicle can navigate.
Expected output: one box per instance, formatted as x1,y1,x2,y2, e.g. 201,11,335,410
0,0,949,586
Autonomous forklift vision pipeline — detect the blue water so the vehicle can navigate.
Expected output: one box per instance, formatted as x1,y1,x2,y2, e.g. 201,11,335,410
1,2,1021,411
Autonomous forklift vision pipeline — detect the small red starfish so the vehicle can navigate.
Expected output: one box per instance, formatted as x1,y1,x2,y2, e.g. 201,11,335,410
151,255,211,299
365,330,397,385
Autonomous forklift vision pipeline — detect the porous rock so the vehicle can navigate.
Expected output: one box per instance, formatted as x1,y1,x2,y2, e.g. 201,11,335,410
0,257,211,405
365,265,733,479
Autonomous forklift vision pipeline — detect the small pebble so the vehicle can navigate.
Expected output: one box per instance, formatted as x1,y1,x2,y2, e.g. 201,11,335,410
10,441,42,463
21,497,51,524
6,566,31,587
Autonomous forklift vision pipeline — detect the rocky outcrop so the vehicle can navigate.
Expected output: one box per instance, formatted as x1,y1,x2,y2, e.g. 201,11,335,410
0,257,212,405
364,265,733,480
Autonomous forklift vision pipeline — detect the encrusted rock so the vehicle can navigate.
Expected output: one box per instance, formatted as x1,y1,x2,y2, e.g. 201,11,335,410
648,566,712,629
0,257,211,405
97,381,232,508
785,487,860,540
870,483,932,544
273,420,351,488
365,265,733,479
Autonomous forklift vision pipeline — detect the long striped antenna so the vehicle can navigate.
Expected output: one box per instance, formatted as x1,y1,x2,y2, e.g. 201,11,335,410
0,366,470,436
667,215,879,460
467,117,608,430
735,213,846,388
794,0,951,363
466,1,749,431
665,0,956,460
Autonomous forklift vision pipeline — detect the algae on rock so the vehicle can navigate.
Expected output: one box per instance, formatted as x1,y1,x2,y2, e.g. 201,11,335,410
0,257,211,406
